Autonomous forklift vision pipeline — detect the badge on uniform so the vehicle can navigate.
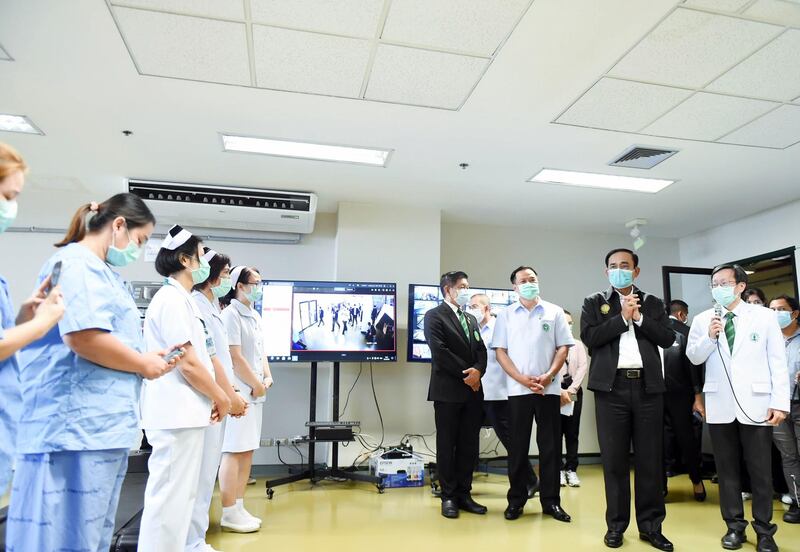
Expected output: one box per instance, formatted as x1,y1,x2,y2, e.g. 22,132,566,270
474,330,481,342
750,332,760,343
600,304,611,315
542,322,551,332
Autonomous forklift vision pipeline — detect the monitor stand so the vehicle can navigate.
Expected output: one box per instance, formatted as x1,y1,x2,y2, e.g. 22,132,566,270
265,361,385,498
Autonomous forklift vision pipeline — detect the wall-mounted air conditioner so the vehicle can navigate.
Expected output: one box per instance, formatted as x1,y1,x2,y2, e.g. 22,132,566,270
128,179,317,234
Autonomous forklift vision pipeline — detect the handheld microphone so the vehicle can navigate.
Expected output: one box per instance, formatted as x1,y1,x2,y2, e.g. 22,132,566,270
713,302,723,340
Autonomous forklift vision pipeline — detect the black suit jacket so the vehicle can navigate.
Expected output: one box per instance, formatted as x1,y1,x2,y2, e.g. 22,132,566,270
667,317,690,338
424,302,487,403
663,329,701,394
581,286,675,394
666,317,704,391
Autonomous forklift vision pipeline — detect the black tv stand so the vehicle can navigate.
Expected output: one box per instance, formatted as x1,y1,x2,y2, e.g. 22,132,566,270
265,361,385,498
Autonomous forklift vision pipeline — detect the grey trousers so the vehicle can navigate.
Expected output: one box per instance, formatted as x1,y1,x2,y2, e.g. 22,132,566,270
773,401,800,505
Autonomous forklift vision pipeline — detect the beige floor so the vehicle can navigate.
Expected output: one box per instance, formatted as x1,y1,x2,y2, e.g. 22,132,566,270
206,465,800,552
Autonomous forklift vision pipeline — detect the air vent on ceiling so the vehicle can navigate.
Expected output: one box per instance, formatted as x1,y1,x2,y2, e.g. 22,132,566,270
608,146,679,169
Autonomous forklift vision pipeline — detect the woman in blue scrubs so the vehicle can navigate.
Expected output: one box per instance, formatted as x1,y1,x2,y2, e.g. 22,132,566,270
0,143,64,495
7,193,176,552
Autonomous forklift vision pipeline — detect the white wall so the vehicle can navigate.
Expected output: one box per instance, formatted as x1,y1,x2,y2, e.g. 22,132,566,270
680,198,800,291
441,221,681,456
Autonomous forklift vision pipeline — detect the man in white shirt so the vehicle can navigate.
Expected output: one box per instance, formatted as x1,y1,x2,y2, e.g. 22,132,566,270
467,293,539,498
687,264,789,552
493,266,574,523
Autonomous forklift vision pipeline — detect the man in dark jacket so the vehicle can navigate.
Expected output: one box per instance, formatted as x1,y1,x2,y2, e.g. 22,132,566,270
425,271,487,519
581,249,676,551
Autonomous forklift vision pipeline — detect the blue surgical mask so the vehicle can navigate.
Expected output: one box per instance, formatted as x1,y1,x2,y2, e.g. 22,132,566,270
776,310,794,329
518,282,540,301
455,289,471,306
212,276,232,299
245,284,263,303
712,285,737,308
0,198,18,233
608,268,634,289
107,225,142,267
191,257,211,285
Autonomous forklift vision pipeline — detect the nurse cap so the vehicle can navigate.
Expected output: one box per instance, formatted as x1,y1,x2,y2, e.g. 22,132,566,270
160,224,194,251
230,265,246,286
201,247,218,263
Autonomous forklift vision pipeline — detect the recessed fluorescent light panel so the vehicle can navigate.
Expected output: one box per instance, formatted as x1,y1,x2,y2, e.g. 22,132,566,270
528,169,675,194
0,114,43,135
221,134,392,167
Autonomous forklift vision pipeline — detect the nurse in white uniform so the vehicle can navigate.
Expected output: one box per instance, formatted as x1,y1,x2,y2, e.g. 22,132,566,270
219,265,273,531
139,225,232,552
187,247,249,550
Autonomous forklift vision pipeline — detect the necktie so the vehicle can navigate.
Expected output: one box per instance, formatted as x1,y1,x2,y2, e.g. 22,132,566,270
457,310,470,340
724,312,736,351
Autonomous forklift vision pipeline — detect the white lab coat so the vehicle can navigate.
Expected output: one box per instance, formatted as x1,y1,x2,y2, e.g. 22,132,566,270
686,301,790,425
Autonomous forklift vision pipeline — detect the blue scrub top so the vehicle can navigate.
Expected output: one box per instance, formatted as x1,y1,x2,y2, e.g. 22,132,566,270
0,275,21,490
17,243,144,453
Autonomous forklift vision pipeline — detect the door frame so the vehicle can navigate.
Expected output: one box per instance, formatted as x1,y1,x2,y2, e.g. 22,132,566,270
661,266,713,306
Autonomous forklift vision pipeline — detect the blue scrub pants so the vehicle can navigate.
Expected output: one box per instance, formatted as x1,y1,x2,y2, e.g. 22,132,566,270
5,448,129,552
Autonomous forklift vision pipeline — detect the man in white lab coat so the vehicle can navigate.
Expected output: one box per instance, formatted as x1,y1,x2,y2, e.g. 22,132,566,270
687,264,789,552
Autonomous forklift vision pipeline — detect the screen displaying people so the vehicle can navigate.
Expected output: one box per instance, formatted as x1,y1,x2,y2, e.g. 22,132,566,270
408,284,518,362
260,280,396,362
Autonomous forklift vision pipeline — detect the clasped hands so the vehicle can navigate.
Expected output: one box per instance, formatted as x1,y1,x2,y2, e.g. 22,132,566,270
621,293,642,323
516,373,552,395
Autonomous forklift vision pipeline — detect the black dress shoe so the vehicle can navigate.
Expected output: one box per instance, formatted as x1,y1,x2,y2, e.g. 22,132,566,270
527,480,540,499
458,496,487,515
604,531,624,548
639,532,673,551
542,504,571,522
504,505,524,520
441,499,459,519
784,503,800,523
756,534,778,552
694,481,707,502
721,530,747,550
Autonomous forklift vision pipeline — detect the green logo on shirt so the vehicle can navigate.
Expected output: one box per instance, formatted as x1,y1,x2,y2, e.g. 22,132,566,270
542,322,551,332
750,332,760,342
474,330,481,342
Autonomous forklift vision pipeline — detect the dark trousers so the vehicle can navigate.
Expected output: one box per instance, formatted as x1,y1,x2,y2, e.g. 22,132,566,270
773,401,800,504
595,375,665,533
484,400,538,486
709,421,777,536
507,394,561,509
560,388,583,472
434,399,483,501
663,391,702,485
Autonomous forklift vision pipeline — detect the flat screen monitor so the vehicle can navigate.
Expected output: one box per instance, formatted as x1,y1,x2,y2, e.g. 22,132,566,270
257,280,397,363
407,283,518,363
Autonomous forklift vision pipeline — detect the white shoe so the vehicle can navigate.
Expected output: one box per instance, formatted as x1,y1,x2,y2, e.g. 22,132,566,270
247,477,257,485
239,504,263,527
560,471,566,487
566,471,581,487
220,508,260,533
782,493,793,505
742,492,752,501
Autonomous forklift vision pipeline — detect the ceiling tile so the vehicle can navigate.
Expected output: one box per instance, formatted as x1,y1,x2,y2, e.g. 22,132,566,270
707,30,800,101
364,44,489,109
252,26,371,98
608,8,782,88
642,92,777,140
720,104,800,147
556,78,693,132
112,7,250,85
249,0,384,38
110,0,245,20
381,0,531,56
744,0,800,27
683,0,753,12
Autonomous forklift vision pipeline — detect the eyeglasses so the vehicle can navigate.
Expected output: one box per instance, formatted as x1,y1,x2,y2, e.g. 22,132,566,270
709,282,737,289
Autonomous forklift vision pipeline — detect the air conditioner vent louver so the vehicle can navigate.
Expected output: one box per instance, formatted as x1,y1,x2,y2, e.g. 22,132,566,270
128,179,317,234
609,146,678,169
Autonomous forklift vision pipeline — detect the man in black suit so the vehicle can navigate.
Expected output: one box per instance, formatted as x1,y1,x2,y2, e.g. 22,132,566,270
663,300,706,501
425,271,488,519
581,249,676,551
